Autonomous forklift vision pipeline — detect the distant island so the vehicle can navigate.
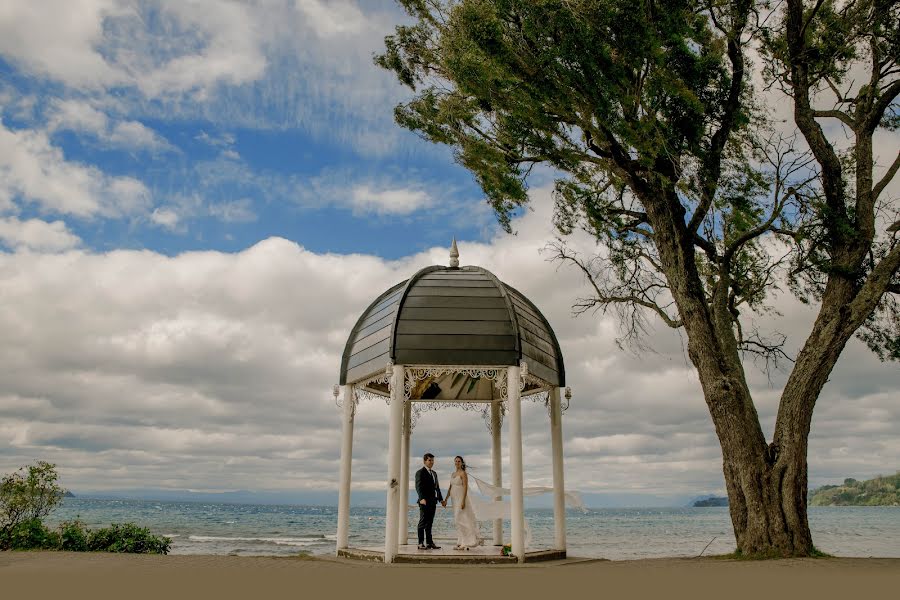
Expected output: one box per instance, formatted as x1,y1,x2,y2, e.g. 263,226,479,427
693,496,728,507
64,491,76,498
809,472,900,506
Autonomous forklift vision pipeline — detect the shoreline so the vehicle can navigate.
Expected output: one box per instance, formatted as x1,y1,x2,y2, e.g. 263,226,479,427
2,552,898,599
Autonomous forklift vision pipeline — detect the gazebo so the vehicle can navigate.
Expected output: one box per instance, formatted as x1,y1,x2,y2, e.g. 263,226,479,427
334,241,571,564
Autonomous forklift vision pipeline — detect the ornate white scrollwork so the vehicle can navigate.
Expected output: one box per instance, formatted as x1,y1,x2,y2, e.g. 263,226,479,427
352,368,392,406
344,364,563,428
333,384,360,418
409,399,506,433
404,365,510,400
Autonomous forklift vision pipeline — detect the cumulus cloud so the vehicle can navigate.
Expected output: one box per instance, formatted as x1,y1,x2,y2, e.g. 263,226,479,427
47,99,173,152
0,0,127,89
0,120,151,218
0,191,896,501
349,185,433,216
0,217,81,252
0,0,265,99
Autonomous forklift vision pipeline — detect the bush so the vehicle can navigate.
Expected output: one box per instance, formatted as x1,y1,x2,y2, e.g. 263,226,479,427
1,462,65,539
58,520,90,552
88,523,170,554
1,518,59,550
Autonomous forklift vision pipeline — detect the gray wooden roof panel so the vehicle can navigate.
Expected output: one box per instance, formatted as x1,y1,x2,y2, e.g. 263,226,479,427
406,286,503,297
395,334,517,350
402,295,508,309
395,320,515,335
347,338,391,370
399,307,510,320
339,266,565,386
352,314,396,342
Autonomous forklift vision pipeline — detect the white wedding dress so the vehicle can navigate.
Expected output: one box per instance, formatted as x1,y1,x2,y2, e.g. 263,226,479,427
449,472,482,549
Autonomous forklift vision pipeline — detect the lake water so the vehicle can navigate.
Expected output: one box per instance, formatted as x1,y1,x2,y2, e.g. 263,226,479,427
46,499,900,559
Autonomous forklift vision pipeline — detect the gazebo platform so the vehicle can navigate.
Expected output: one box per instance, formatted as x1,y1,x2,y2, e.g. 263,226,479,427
338,544,566,564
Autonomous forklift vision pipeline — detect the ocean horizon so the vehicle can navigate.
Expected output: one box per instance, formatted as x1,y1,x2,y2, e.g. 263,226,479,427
44,498,900,560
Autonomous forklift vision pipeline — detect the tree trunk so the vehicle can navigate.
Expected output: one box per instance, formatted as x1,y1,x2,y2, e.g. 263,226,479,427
721,427,813,556
640,184,817,557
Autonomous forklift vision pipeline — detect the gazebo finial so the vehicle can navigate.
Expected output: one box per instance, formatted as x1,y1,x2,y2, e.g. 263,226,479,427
449,237,460,268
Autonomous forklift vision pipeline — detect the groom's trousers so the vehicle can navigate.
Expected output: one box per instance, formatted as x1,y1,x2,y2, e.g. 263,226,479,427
417,501,437,546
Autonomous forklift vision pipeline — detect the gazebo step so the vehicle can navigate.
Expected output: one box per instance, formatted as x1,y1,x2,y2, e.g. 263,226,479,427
337,547,566,564
523,549,567,562
337,548,384,562
394,553,516,564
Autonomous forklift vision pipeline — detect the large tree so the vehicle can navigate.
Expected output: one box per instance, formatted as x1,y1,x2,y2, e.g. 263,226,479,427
377,0,899,557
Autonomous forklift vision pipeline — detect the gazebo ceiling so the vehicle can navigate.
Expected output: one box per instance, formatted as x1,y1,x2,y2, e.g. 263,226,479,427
339,263,565,391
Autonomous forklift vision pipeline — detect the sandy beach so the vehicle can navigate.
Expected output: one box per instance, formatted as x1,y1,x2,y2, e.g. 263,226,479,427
2,552,897,600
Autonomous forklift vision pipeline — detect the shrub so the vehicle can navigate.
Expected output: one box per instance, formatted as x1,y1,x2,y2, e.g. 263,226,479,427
88,523,170,554
1,518,59,550
58,520,90,552
1,462,65,539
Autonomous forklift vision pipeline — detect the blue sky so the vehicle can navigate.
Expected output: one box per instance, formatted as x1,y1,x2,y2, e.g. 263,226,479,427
0,0,500,258
0,1,897,505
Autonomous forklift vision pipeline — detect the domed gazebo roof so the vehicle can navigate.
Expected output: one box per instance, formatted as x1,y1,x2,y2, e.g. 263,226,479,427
339,260,565,398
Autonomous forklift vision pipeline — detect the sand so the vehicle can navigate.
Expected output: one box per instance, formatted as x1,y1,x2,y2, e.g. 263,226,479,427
1,552,897,600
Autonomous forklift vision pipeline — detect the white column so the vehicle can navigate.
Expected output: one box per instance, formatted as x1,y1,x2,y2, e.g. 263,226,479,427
507,365,525,563
398,400,412,546
491,400,503,546
383,365,405,563
550,387,567,551
336,384,354,553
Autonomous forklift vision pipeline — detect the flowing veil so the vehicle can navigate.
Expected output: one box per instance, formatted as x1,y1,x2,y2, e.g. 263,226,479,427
462,474,587,547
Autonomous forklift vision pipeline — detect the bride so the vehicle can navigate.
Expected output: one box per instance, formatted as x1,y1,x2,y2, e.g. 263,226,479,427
442,455,482,550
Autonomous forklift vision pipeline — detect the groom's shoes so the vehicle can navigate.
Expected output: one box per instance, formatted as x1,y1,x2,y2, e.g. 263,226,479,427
427,544,441,550
417,544,428,550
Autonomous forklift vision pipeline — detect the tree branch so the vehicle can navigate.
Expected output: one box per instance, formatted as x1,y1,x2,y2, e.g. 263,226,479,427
873,150,900,201
811,109,855,128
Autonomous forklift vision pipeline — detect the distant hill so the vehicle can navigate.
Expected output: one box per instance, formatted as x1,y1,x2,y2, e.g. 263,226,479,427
693,496,728,507
809,473,900,506
63,491,75,498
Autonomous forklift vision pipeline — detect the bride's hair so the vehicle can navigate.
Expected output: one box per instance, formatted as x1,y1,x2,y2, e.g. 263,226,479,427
454,455,468,471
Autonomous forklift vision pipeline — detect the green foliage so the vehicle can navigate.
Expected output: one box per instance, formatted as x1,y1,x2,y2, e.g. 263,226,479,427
87,523,171,554
58,520,90,552
378,0,744,232
0,519,170,553
0,518,59,550
809,472,900,506
1,461,65,539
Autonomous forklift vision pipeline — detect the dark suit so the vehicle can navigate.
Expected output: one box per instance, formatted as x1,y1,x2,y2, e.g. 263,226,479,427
414,466,443,546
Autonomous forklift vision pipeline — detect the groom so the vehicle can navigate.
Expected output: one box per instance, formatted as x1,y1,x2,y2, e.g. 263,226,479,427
414,452,443,550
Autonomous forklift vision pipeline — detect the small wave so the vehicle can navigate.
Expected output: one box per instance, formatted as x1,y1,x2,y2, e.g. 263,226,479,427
187,535,326,545
162,534,180,538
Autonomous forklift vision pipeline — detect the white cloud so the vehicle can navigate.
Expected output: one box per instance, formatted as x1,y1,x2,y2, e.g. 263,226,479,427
0,120,151,218
150,207,180,230
0,190,895,499
0,217,81,252
47,99,173,153
295,0,367,37
0,0,127,89
350,185,433,215
0,1,266,99
208,198,256,223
